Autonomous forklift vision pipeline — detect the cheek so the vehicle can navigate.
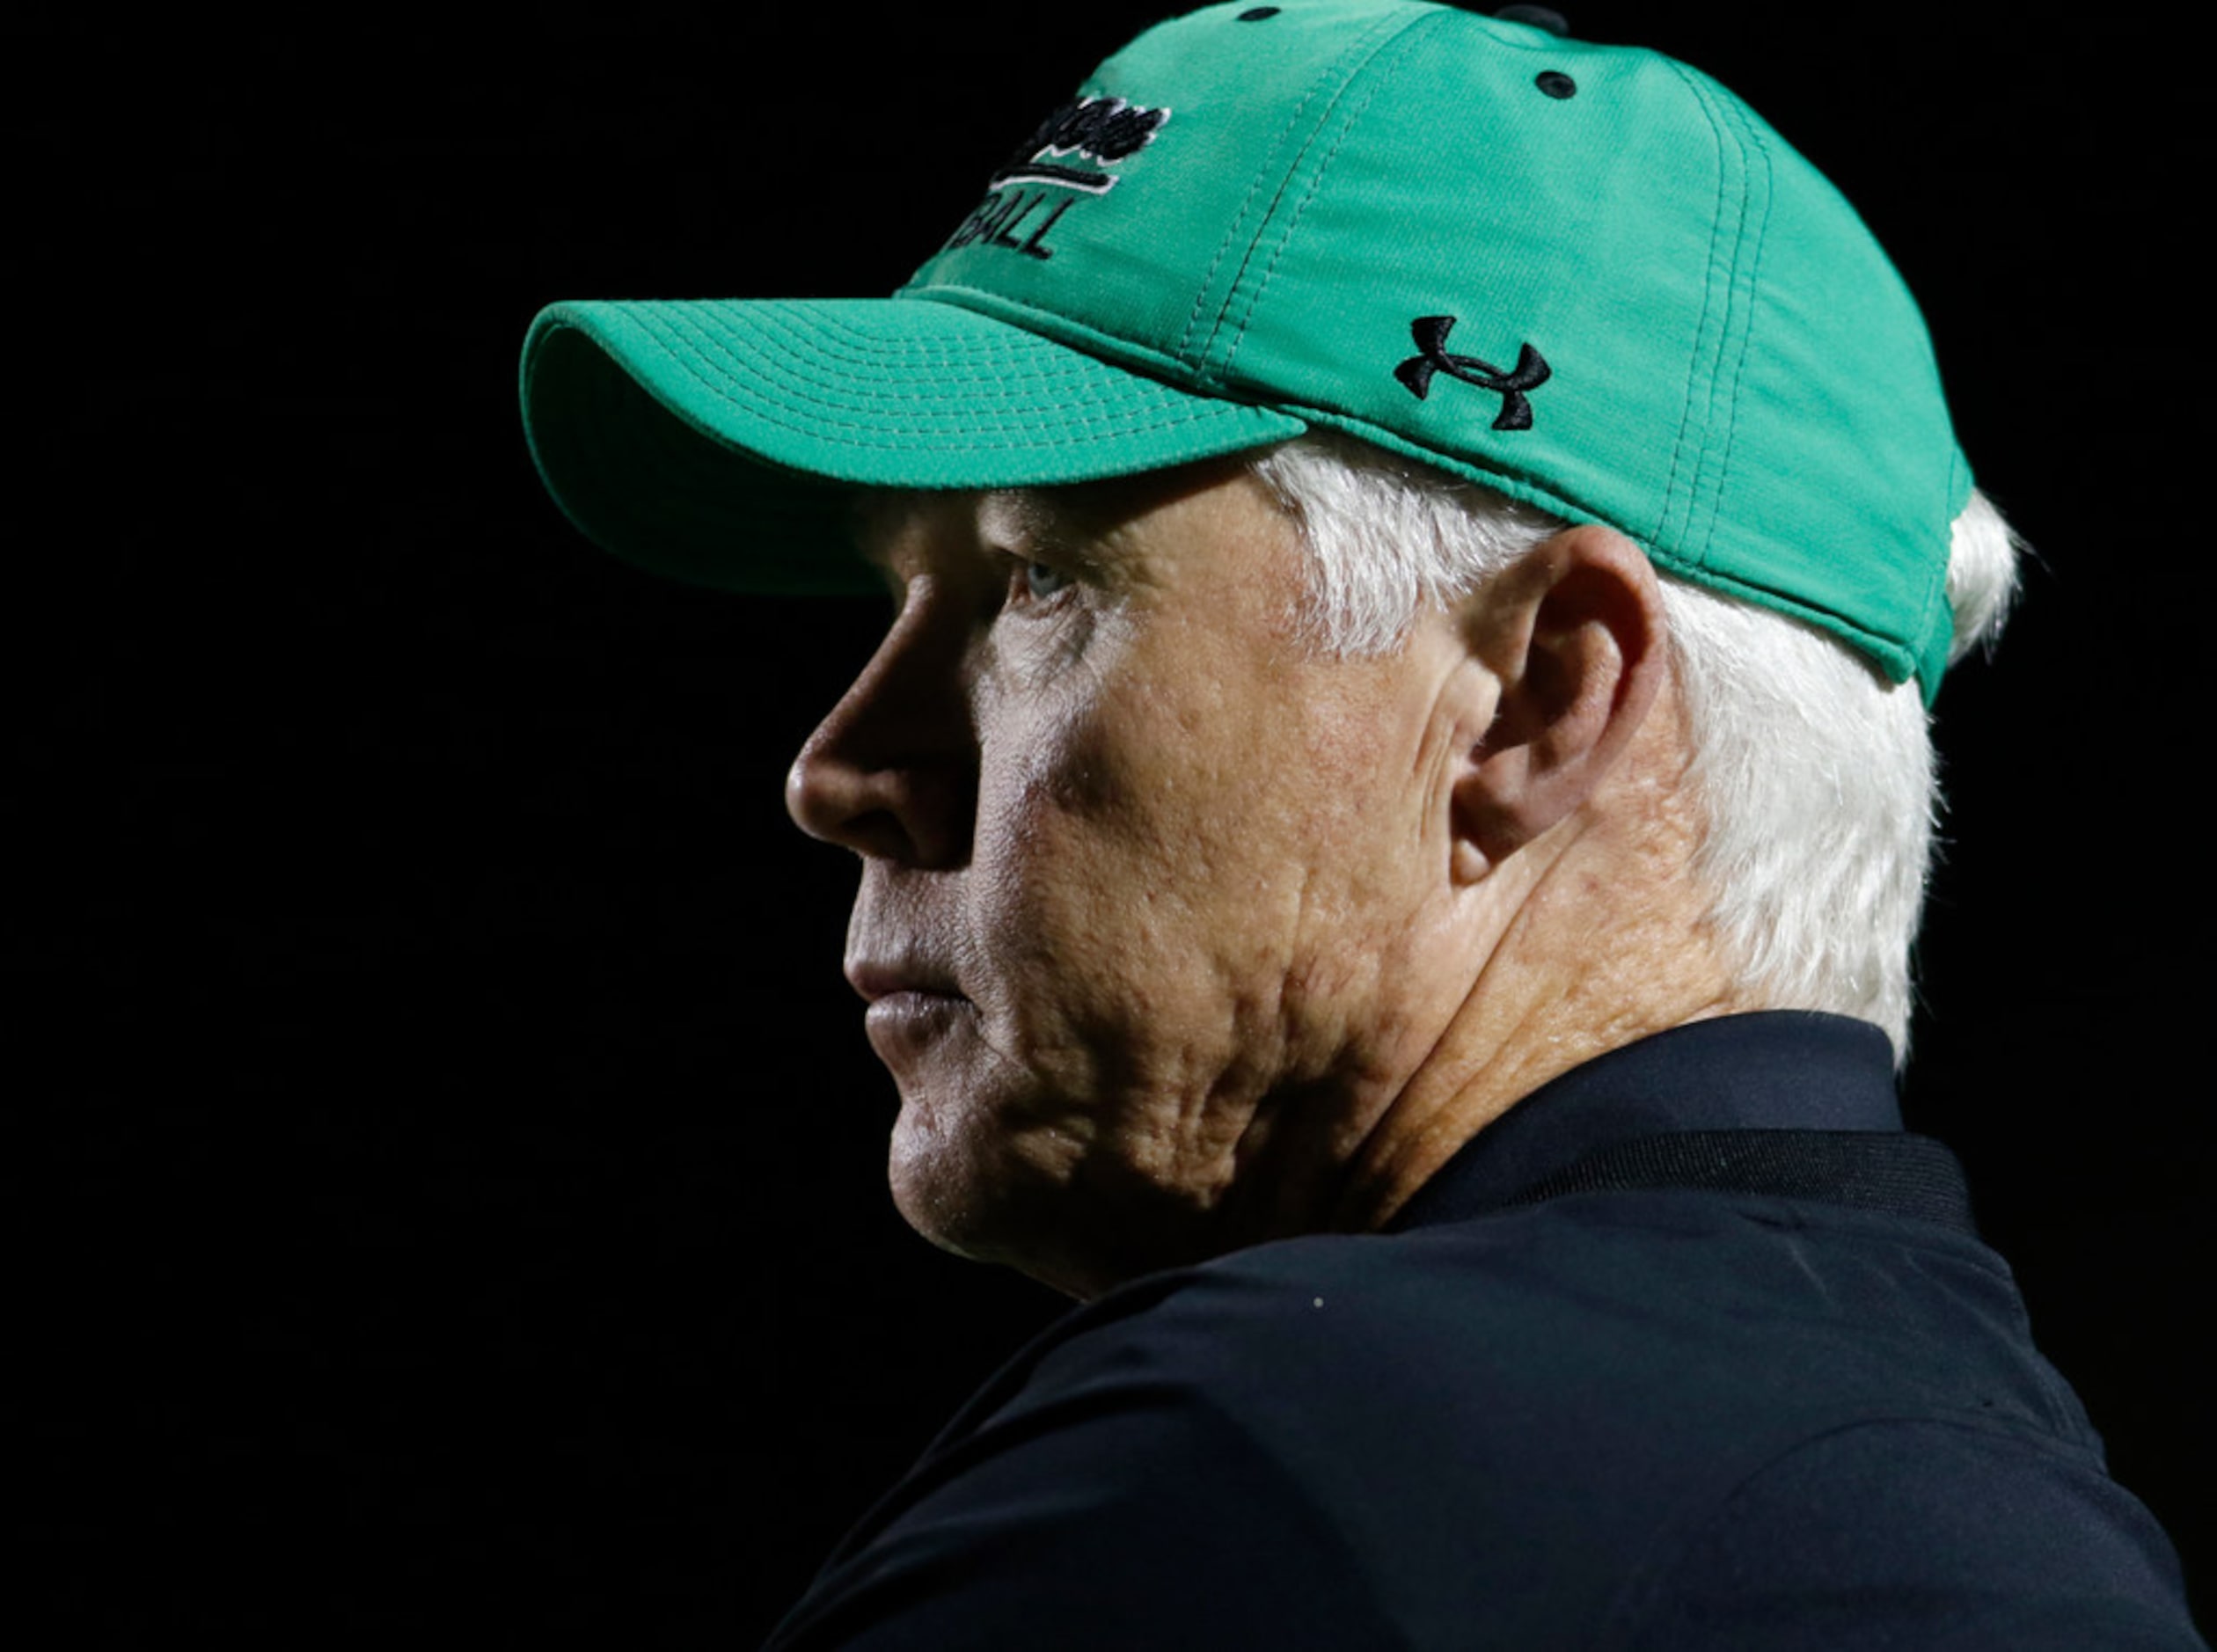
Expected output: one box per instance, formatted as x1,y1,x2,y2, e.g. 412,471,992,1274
971,691,1158,956
966,678,1238,1049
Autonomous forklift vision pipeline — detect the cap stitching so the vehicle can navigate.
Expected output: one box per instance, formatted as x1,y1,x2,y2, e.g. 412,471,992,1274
1217,13,1438,390
1172,44,1346,366
1673,62,1752,569
1647,549,1917,683
662,304,1180,407
749,306,1176,397
1686,80,1751,564
906,283,1231,392
567,348,868,592
684,299,1204,392
1185,7,1416,378
626,308,1277,444
1290,398,1911,678
1653,61,1735,560
751,296,1208,395
1693,82,1775,568
744,302,1125,361
1291,406,1603,531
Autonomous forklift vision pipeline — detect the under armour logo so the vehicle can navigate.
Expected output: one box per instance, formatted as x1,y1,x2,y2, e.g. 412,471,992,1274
1393,316,1550,431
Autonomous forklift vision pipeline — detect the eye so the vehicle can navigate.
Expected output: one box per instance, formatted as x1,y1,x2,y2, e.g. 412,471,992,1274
1021,560,1072,602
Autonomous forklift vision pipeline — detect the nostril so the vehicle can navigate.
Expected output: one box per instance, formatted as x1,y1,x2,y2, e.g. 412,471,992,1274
787,735,953,866
842,808,921,865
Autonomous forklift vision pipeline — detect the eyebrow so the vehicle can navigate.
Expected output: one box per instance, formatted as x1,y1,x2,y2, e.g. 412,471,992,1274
845,487,1071,565
977,489,1057,556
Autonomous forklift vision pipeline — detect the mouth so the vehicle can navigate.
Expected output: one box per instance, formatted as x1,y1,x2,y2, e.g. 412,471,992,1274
847,960,972,1070
845,959,966,1006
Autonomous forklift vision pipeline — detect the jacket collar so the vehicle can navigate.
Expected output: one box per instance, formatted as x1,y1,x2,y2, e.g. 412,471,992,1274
1387,1011,1909,1233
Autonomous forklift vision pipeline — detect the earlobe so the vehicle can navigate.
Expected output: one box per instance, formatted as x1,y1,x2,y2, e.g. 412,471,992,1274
1449,525,1666,876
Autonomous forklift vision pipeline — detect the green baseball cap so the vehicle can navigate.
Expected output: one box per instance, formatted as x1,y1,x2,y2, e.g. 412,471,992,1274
520,0,1971,704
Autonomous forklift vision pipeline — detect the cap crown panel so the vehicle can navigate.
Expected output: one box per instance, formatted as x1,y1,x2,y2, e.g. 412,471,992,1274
902,1,1422,380
890,0,1966,699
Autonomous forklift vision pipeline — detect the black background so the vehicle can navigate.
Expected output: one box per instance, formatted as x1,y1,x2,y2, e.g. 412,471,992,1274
18,2,2208,1644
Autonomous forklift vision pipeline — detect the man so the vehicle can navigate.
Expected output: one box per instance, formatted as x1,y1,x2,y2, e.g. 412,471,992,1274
519,1,2204,1644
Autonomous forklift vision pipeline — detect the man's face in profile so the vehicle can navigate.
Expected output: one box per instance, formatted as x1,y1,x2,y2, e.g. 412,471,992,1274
785,457,1496,1297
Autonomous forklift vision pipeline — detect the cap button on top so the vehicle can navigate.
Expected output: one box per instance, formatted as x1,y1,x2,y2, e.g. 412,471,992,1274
1493,4,1570,35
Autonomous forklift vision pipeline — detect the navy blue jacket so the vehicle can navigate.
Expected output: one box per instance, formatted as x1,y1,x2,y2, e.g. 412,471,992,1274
765,1012,2205,1648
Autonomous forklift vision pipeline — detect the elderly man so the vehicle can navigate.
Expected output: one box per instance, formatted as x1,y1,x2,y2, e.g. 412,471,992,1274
520,1,2203,1644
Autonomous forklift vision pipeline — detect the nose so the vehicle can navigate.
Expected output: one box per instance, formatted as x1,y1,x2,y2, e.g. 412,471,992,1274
785,579,977,867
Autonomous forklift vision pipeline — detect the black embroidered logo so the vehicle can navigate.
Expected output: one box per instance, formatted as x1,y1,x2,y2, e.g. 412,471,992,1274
1394,316,1551,431
941,95,1171,263
991,96,1171,195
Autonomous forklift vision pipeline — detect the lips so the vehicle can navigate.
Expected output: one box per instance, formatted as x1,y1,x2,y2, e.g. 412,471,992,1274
849,959,971,1070
845,958,965,1005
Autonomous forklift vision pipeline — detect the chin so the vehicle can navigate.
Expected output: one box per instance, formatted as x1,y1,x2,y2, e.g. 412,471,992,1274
884,1093,1102,1296
890,1094,1248,1300
886,1087,1023,1251
886,1122,995,1260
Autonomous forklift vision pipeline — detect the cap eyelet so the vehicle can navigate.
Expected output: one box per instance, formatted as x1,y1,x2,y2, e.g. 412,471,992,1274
1535,70,1577,99
1238,6,1281,18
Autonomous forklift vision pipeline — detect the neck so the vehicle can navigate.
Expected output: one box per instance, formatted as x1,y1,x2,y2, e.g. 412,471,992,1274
1328,752,1752,1234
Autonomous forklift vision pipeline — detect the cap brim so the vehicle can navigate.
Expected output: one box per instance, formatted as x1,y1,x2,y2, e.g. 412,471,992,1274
519,296,1309,596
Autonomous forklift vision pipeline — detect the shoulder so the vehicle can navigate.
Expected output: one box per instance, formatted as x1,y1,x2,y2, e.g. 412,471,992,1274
769,1191,2144,1649
1613,1414,2205,1648
1029,1189,2096,1469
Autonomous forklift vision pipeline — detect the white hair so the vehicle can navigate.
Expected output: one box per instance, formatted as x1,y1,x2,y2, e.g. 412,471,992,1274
1248,433,2023,1066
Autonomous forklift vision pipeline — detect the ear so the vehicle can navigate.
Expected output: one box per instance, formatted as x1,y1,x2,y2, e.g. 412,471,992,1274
1451,524,1667,879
